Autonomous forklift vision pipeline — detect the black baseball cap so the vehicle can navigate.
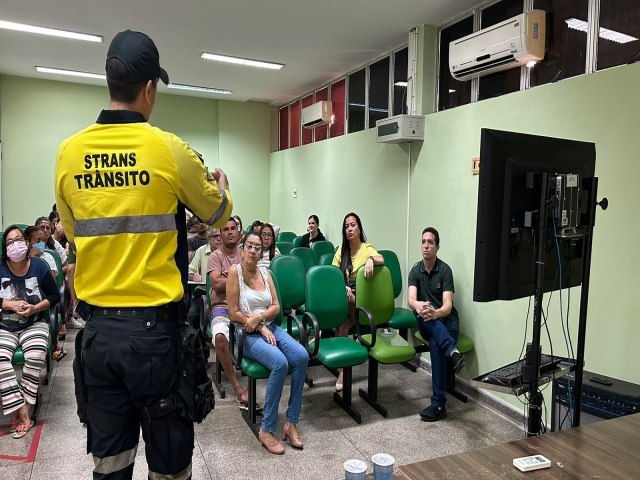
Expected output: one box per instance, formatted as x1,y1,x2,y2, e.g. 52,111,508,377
106,30,169,84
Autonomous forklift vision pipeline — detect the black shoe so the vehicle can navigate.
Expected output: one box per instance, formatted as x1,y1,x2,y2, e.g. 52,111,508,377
420,404,447,422
451,351,465,374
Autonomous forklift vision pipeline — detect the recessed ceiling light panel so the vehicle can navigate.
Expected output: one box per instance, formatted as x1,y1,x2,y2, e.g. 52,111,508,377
0,20,102,42
201,52,283,70
35,66,106,80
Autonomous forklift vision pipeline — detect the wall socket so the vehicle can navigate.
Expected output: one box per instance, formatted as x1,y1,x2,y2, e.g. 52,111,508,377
293,188,297,198
471,156,480,175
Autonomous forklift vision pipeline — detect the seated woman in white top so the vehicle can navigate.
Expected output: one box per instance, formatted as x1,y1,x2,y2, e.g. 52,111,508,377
24,226,57,280
227,232,308,455
257,223,280,269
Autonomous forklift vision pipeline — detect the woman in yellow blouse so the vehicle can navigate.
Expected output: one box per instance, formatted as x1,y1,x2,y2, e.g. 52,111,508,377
332,212,384,391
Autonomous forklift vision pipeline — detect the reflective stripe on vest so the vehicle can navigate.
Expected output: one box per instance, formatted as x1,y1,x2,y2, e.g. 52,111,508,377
204,190,229,226
75,214,176,237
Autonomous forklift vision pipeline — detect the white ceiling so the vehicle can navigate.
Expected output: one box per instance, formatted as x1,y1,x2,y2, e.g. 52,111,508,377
0,0,481,105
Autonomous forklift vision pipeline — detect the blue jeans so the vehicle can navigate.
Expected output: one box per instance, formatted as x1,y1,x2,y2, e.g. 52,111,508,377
416,316,458,408
242,323,309,432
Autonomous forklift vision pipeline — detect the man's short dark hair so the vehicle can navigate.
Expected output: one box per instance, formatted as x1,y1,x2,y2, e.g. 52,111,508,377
106,57,154,103
422,226,440,246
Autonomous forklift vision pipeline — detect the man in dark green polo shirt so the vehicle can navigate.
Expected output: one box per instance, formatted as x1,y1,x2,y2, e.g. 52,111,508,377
408,227,464,422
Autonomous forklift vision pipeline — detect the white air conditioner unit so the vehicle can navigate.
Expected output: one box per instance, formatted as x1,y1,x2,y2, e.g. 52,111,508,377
301,100,333,128
449,9,545,81
376,114,424,143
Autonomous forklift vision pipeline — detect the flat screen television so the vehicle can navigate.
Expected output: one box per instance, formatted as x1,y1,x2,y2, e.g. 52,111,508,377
473,129,596,302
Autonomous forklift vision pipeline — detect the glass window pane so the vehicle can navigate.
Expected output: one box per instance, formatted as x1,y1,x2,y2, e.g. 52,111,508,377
289,101,300,148
393,48,408,115
530,0,588,86
478,0,524,101
597,0,640,71
301,94,313,145
315,87,329,142
348,68,366,133
438,16,473,111
331,80,346,138
369,57,390,128
279,106,288,151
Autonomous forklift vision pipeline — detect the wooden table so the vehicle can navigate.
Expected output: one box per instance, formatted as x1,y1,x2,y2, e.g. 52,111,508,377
399,413,640,479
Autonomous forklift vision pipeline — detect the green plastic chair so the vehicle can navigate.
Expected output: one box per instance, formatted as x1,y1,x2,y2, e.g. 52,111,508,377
379,250,416,330
292,235,303,248
236,272,299,437
311,240,335,259
275,241,294,255
276,231,297,243
355,266,416,417
319,253,335,266
414,330,474,403
304,265,369,423
269,255,306,339
290,247,318,273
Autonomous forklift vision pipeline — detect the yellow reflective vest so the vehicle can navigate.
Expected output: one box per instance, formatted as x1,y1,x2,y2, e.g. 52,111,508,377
55,110,233,307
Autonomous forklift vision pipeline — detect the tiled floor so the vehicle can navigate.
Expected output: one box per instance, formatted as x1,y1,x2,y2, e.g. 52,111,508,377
1,330,525,479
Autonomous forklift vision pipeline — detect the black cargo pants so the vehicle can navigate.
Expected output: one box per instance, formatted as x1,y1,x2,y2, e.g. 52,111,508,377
81,306,194,479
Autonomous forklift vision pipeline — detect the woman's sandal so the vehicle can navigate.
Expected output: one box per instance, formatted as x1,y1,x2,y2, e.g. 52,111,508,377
11,420,34,439
53,347,67,362
236,398,264,414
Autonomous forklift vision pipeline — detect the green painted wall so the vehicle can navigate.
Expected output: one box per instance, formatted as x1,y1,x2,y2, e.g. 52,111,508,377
269,45,640,419
0,75,270,227
270,128,412,291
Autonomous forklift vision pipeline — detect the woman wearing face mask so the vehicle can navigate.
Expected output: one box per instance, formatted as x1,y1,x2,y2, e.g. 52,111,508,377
34,217,68,275
0,225,60,439
24,226,58,280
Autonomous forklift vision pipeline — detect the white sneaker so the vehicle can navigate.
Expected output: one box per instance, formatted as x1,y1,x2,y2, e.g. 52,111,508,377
67,317,85,329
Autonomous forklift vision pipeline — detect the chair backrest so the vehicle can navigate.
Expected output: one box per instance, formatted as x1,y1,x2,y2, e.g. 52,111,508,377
318,253,335,266
290,247,318,273
277,231,296,243
269,270,286,327
379,249,402,300
305,265,348,330
311,240,335,259
269,255,305,310
292,235,303,248
355,266,395,326
275,241,294,255
44,248,64,289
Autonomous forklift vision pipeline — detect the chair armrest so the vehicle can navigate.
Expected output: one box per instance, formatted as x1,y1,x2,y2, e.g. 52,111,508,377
301,311,320,357
236,327,246,364
286,312,307,346
229,322,238,364
354,306,376,349
199,295,209,334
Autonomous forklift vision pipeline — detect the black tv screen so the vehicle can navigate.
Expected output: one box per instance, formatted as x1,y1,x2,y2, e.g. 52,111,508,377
473,129,596,302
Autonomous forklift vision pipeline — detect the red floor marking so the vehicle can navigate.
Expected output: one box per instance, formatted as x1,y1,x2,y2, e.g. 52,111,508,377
0,420,44,463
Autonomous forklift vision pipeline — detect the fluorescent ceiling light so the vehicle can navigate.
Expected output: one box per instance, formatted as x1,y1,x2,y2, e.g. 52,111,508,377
0,20,102,42
36,66,105,80
167,83,233,95
201,52,284,70
394,81,408,87
565,18,638,44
